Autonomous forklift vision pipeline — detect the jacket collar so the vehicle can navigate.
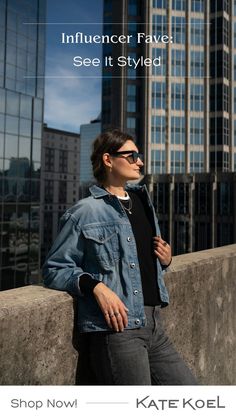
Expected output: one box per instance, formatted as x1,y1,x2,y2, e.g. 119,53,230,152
89,183,146,199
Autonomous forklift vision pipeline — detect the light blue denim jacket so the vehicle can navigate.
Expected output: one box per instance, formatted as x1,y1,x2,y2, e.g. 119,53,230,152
42,183,169,333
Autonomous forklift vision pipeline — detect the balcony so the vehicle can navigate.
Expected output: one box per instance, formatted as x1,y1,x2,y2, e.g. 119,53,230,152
0,244,235,385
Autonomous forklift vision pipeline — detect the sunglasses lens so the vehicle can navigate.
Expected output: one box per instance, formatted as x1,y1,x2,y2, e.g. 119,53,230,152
133,152,143,162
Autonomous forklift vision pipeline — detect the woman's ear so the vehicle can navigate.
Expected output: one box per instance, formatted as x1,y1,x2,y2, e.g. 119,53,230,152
102,153,112,169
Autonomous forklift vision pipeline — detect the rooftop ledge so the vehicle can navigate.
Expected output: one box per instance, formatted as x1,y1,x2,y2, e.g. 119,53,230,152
0,244,236,385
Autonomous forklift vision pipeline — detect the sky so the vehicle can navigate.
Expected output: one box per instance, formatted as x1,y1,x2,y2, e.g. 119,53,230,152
44,0,103,133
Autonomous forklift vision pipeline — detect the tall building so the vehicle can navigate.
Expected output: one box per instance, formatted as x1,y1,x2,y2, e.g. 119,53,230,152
102,0,235,175
144,172,236,255
79,114,101,184
0,0,46,290
41,125,80,261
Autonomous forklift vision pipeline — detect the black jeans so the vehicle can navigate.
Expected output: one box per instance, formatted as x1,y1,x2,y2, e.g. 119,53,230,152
88,306,198,385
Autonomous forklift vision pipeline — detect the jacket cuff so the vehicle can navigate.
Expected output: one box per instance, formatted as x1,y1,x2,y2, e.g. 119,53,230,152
78,273,100,295
161,257,172,270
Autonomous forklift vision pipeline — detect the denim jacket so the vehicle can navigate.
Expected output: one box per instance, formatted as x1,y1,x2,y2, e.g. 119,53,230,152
42,183,169,333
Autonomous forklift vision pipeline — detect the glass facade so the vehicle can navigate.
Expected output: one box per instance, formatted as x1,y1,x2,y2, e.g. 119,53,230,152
0,0,46,290
171,117,185,145
151,150,166,174
171,151,185,173
102,0,235,179
151,116,166,144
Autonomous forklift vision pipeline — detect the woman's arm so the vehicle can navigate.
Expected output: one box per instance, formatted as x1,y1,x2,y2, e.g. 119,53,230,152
42,214,94,296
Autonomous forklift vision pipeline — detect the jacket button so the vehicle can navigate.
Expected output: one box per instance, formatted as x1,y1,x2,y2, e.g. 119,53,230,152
133,290,139,295
99,235,104,241
135,319,140,325
130,263,135,268
127,237,132,242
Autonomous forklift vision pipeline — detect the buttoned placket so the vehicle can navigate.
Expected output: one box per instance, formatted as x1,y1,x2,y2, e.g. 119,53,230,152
112,195,145,327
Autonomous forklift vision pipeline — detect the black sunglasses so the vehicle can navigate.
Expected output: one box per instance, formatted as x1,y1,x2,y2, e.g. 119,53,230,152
110,150,143,164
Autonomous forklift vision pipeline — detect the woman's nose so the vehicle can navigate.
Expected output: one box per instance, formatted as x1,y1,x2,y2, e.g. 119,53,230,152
137,157,144,166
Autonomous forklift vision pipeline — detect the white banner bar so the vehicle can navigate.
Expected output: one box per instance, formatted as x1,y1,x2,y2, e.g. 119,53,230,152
0,386,235,419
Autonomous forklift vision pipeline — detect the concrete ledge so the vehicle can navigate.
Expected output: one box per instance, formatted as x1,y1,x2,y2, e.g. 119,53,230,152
0,244,236,385
162,244,236,385
0,287,78,385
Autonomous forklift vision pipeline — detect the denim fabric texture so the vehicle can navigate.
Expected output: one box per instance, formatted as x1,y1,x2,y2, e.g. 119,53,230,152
42,184,170,333
88,306,198,385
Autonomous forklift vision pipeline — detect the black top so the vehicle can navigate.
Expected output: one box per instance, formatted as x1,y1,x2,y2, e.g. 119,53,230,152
80,190,163,306
120,191,161,305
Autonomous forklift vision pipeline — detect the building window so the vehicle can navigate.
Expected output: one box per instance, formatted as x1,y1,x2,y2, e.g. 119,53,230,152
172,0,186,11
174,183,189,214
190,151,204,172
171,49,185,77
127,52,137,79
153,0,166,8
172,16,186,44
128,0,139,16
210,50,229,79
128,22,138,47
174,221,189,255
191,0,204,12
217,182,233,216
190,51,204,77
191,18,204,45
59,149,68,173
152,48,166,76
195,182,211,216
210,151,229,171
171,150,185,173
45,147,54,172
171,83,185,111
127,117,136,129
211,0,229,13
152,82,166,110
171,116,185,145
127,101,136,113
153,14,167,35
45,179,53,203
151,150,166,174
151,116,166,144
211,17,229,46
210,84,229,112
190,118,204,145
190,84,204,112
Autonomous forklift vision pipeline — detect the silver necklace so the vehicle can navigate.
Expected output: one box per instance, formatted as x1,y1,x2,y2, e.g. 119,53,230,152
119,193,133,214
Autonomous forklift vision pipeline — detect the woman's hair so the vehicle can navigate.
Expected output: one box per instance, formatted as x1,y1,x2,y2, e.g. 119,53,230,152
91,129,134,183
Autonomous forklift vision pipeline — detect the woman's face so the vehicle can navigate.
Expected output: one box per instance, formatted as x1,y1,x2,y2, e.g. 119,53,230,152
107,140,144,182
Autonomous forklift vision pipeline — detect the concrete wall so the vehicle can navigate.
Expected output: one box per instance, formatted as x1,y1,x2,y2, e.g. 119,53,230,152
0,244,236,385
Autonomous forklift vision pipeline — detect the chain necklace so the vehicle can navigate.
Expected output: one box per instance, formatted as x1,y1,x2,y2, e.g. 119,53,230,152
118,193,133,215
103,187,133,215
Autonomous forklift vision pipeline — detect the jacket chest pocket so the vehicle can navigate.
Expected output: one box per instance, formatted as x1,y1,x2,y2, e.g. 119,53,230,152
82,225,120,270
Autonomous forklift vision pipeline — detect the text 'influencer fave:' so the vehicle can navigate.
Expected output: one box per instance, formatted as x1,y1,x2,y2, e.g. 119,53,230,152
61,32,173,44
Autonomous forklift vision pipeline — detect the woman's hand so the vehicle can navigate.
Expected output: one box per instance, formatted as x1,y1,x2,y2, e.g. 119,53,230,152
153,235,172,266
93,283,129,332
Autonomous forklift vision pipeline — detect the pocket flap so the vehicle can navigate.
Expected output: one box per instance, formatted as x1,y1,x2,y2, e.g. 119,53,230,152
82,225,116,244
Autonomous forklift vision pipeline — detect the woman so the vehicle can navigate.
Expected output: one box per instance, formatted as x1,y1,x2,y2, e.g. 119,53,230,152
43,129,197,385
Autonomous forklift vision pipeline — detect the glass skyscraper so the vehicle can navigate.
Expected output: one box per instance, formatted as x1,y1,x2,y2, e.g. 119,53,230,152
0,0,46,290
102,0,235,175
